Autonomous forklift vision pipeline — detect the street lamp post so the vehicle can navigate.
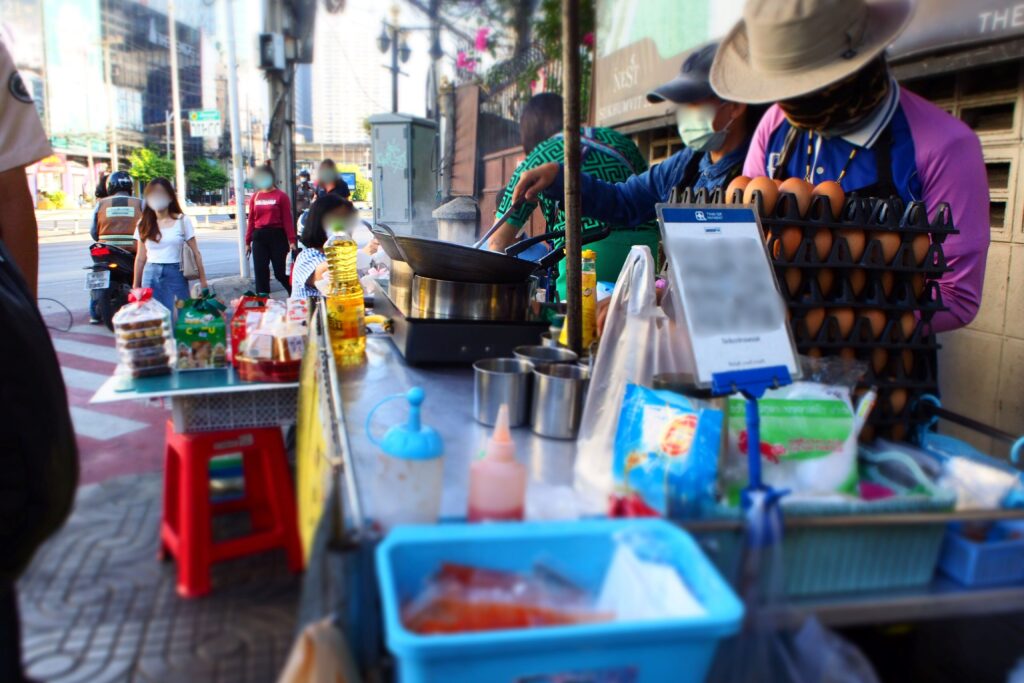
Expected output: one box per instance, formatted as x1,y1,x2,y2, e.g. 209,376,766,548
377,21,411,113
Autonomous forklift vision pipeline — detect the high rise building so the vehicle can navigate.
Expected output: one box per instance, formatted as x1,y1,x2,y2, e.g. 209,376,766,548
311,0,390,145
295,63,313,143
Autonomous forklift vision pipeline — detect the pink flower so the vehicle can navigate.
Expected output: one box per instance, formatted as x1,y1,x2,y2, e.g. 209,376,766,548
456,50,476,72
582,32,595,48
474,27,490,52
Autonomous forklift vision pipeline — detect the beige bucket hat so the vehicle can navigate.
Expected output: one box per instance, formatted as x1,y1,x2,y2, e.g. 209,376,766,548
710,0,914,104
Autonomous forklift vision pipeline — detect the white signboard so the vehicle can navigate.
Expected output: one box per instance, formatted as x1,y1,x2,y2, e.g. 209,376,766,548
188,109,222,138
657,205,800,387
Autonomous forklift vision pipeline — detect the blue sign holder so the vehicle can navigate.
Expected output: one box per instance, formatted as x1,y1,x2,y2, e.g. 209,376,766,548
712,365,793,545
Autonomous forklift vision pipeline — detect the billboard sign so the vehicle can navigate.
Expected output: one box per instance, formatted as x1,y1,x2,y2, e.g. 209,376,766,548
188,109,222,138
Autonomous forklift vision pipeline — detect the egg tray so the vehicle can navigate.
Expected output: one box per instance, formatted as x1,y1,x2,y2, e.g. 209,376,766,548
783,270,947,312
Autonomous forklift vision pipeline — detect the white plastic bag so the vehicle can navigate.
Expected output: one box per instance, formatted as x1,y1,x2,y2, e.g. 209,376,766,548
574,246,691,510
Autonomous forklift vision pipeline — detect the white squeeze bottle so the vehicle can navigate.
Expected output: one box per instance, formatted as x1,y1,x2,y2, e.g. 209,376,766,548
468,405,527,522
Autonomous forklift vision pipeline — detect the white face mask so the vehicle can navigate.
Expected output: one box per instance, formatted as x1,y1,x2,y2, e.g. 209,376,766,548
675,103,731,153
147,194,171,212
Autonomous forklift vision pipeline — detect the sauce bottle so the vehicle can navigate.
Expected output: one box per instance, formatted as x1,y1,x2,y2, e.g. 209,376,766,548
324,228,366,366
468,405,527,521
558,249,598,348
369,387,444,532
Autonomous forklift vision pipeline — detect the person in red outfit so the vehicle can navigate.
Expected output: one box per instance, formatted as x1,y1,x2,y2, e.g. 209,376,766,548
246,163,296,295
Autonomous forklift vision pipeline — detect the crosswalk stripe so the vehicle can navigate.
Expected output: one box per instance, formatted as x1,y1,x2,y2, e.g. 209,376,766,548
52,338,119,364
60,366,109,392
68,406,147,440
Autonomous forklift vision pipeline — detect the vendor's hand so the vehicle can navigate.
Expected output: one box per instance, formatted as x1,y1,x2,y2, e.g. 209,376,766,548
199,279,208,292
313,261,330,281
596,297,612,337
366,238,380,255
245,244,251,258
511,162,560,204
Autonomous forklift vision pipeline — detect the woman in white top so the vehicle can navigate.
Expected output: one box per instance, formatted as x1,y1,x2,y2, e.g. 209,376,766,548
132,177,207,313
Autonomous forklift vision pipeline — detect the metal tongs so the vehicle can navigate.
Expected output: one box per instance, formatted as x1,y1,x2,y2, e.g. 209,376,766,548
472,199,524,249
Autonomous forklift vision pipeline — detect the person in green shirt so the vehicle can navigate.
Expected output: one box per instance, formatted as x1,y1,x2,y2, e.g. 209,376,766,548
490,93,660,299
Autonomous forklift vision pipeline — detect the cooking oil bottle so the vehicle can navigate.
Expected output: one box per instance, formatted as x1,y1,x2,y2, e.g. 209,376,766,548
325,230,366,365
559,249,597,349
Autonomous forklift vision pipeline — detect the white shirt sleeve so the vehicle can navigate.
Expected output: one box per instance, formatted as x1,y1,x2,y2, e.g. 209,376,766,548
181,215,195,241
0,38,51,173
133,225,141,241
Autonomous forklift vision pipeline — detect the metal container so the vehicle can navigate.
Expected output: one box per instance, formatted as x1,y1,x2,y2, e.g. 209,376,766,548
531,364,590,439
540,332,559,348
412,276,536,321
473,358,535,426
389,260,414,315
513,345,578,368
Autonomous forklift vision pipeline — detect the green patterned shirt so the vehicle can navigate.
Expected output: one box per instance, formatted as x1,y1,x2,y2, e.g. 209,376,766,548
497,127,660,296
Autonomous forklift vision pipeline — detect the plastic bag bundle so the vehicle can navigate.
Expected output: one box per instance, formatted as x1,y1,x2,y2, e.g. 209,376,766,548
112,287,173,378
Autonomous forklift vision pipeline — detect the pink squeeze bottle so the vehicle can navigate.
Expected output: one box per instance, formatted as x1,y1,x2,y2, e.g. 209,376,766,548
468,405,527,522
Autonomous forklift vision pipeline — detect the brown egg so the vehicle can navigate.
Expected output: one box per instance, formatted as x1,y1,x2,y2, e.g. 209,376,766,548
912,274,926,298
872,348,888,374
874,230,900,264
831,307,855,338
840,228,866,261
773,178,784,188
804,308,825,338
778,178,814,217
900,312,916,340
744,176,779,215
813,229,833,261
806,347,822,358
783,268,802,296
862,309,887,339
839,347,857,361
813,180,846,219
902,350,914,376
890,388,908,415
849,270,866,296
860,424,876,444
891,422,908,442
776,226,803,260
726,175,752,204
912,233,930,266
881,271,895,298
817,269,834,297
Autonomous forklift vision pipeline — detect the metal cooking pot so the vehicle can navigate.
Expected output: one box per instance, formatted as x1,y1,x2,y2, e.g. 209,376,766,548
411,275,537,321
388,260,414,314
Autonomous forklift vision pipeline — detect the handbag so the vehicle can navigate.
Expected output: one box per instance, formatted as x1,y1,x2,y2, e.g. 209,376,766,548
178,217,200,280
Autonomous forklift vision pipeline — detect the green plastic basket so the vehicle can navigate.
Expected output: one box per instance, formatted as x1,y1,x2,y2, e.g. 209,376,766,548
696,492,955,597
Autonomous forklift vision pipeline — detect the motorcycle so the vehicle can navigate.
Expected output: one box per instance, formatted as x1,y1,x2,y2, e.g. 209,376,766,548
84,242,135,330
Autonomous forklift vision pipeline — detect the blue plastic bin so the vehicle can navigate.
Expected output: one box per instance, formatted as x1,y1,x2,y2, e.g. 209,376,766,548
938,522,1024,587
376,519,743,683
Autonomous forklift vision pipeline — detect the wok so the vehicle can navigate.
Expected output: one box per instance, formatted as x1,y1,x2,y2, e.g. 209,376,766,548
371,223,610,284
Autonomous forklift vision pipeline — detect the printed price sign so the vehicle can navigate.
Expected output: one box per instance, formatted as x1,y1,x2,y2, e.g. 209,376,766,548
657,205,800,387
188,109,222,138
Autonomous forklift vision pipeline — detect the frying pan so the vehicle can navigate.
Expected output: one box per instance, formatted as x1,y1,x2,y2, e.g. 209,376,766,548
372,223,611,284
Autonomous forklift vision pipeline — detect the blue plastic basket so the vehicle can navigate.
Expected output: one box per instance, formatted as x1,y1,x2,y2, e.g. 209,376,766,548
938,523,1024,587
376,519,743,683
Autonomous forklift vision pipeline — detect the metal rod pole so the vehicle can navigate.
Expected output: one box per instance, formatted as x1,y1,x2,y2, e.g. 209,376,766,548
391,28,399,113
561,0,582,355
922,403,1020,445
167,0,187,198
222,0,250,278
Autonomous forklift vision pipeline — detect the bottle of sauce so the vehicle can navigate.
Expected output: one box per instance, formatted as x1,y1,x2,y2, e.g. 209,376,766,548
370,387,444,532
558,249,598,349
468,405,527,521
324,228,366,366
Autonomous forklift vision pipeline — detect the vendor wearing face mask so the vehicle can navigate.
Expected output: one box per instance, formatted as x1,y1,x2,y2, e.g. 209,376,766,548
511,42,763,229
714,0,989,332
246,163,296,295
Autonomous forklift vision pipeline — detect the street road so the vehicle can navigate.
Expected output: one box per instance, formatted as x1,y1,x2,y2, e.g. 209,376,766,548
38,227,245,314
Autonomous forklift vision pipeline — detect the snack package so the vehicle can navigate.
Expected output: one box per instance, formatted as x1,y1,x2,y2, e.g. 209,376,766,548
612,384,723,519
174,290,227,370
229,292,269,365
111,288,174,378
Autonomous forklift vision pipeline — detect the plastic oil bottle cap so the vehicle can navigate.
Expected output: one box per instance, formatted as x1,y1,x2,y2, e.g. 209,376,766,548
582,249,597,259
379,387,443,460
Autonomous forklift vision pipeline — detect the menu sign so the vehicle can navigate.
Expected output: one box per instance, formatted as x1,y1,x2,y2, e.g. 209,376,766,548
657,205,799,387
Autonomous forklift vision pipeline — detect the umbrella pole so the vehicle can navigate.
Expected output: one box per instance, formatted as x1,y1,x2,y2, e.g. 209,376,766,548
561,0,583,356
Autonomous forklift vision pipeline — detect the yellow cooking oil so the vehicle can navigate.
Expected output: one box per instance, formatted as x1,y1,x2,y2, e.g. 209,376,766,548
559,249,597,349
325,231,366,365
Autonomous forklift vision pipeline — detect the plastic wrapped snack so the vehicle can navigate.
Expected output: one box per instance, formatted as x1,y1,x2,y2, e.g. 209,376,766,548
174,290,228,370
111,288,174,378
235,299,306,382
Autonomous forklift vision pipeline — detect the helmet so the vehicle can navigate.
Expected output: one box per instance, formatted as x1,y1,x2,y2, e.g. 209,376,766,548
107,171,133,194
299,169,310,178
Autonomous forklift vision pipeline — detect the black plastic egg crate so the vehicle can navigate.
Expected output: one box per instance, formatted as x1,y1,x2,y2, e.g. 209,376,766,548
678,186,959,440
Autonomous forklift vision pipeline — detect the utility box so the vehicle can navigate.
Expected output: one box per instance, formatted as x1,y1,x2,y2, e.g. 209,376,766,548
369,113,438,238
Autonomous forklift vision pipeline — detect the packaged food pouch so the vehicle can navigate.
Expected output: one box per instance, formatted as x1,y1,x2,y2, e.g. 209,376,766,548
174,290,227,370
229,291,269,365
612,384,723,518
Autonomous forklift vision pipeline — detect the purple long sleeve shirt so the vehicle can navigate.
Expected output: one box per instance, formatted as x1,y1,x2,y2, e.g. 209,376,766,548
744,90,990,333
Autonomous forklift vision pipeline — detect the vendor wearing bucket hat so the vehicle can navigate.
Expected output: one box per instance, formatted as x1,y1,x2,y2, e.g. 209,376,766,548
510,41,764,230
713,0,990,332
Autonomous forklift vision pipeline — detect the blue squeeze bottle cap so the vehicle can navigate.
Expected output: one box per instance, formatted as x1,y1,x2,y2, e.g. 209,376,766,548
379,387,444,460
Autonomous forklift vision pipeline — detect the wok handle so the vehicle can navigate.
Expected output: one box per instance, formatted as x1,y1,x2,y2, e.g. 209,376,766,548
505,228,565,257
473,200,522,249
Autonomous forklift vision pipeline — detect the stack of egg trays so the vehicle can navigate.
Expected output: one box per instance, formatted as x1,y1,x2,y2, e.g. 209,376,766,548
678,186,958,440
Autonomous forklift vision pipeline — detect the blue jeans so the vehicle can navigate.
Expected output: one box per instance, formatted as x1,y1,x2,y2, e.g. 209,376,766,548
142,263,190,317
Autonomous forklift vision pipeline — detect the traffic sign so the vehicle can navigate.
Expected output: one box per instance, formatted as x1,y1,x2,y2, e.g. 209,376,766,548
188,109,222,138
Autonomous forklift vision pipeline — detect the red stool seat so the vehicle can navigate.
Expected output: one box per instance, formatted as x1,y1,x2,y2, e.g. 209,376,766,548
161,421,304,597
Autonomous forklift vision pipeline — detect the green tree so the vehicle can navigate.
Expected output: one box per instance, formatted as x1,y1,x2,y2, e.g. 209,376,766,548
338,163,372,202
127,147,175,184
187,158,230,193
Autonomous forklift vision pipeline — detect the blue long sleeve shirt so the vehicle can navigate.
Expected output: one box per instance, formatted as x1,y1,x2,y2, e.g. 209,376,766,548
544,140,750,228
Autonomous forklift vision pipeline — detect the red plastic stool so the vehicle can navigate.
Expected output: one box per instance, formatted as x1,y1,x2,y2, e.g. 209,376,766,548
161,421,304,597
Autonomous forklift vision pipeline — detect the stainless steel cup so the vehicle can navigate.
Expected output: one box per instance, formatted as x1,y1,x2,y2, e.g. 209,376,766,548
473,358,534,426
513,345,578,369
539,332,559,348
530,364,590,439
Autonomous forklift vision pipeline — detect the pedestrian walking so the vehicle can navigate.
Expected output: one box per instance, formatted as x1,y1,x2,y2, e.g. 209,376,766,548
246,164,296,295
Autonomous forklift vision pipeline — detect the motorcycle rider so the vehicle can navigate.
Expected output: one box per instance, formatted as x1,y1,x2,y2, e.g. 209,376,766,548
89,171,141,324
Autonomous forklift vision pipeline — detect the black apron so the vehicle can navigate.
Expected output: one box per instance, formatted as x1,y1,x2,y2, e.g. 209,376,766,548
771,124,899,199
